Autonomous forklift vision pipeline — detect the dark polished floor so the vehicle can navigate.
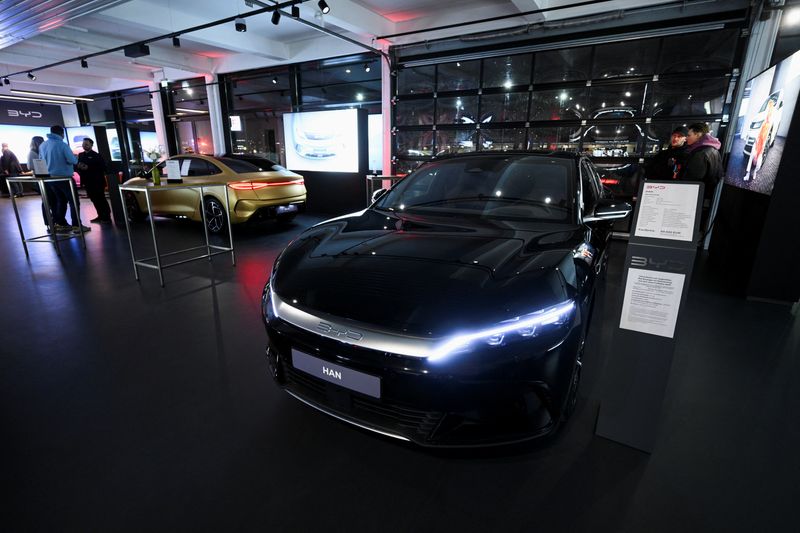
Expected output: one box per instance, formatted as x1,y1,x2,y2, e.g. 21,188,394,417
2,195,798,532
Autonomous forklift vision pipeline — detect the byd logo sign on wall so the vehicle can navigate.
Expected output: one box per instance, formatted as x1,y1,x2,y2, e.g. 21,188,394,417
1,101,63,126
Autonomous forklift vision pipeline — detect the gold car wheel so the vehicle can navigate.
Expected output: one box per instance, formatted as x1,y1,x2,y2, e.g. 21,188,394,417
203,197,227,234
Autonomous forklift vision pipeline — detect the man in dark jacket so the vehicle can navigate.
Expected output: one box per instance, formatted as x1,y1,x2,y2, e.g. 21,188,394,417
683,122,723,231
683,122,723,201
1,143,24,197
76,138,111,223
646,126,689,180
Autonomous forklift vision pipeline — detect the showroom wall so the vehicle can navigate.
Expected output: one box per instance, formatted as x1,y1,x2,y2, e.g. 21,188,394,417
390,27,746,204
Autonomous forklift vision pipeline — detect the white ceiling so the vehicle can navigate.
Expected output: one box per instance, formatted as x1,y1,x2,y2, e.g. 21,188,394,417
0,0,734,97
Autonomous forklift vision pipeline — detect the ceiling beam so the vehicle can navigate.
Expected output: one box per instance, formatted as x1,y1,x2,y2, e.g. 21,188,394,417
93,1,290,61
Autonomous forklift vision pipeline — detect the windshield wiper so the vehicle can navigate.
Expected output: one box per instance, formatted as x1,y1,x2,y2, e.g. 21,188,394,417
394,195,489,209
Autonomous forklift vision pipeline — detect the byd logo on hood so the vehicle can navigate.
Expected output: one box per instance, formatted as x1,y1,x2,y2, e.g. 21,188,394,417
8,110,43,119
631,256,687,272
317,322,364,341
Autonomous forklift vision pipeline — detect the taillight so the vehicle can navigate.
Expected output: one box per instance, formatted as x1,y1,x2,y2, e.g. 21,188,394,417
228,179,304,190
600,178,620,185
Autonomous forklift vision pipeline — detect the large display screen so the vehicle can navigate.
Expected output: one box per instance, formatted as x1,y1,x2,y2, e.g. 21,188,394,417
105,128,122,161
282,109,359,173
0,124,54,167
724,49,800,195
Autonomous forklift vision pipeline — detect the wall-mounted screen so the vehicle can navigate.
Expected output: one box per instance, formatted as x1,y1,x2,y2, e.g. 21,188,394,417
0,124,55,167
282,109,359,173
66,126,96,155
368,113,383,172
140,131,159,162
724,49,800,195
105,128,122,161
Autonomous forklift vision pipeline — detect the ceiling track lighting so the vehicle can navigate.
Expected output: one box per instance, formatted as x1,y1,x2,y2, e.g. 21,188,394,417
11,89,94,101
364,63,371,73
2,77,9,85
0,94,74,105
318,0,330,14
271,76,278,84
80,58,88,68
271,10,281,25
291,5,300,18
27,72,36,81
172,36,181,47
235,16,247,32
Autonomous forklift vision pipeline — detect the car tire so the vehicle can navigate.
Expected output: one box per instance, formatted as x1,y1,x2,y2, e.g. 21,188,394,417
125,192,146,222
203,196,227,234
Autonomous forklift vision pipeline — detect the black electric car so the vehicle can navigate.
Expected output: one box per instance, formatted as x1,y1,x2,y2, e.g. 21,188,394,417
262,151,631,446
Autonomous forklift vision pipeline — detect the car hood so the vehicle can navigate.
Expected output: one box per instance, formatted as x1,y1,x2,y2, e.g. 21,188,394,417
272,209,584,336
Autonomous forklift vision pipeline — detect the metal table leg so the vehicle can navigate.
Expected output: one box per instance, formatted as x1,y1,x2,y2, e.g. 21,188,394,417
8,178,29,258
119,187,139,280
68,178,86,249
144,189,165,287
40,179,60,256
224,184,236,266
199,185,212,261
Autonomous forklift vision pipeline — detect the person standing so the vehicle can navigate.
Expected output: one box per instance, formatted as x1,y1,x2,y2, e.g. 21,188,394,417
646,126,690,180
683,122,723,229
38,125,90,233
76,138,111,223
1,142,24,197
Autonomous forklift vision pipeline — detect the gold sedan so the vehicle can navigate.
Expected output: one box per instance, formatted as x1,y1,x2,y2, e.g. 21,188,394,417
123,154,306,233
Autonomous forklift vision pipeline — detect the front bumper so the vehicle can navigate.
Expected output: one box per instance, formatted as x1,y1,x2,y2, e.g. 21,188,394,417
262,286,582,447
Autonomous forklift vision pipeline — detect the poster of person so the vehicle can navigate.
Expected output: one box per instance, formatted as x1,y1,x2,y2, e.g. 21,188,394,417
724,49,800,195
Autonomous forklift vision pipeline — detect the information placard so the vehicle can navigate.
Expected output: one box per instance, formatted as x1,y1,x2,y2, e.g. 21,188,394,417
619,268,686,339
633,182,700,242
165,160,181,180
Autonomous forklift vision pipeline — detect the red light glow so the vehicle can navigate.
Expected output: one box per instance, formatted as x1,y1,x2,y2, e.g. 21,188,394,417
600,178,621,185
228,179,304,190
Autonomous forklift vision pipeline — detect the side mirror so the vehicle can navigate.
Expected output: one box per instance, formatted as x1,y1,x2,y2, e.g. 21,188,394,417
584,198,632,223
371,188,388,203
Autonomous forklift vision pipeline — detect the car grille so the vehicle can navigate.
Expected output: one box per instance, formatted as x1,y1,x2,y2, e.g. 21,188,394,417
284,365,443,442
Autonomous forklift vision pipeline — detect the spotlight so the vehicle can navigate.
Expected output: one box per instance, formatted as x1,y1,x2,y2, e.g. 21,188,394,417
172,36,181,47
291,5,300,18
272,77,278,84
364,63,371,73
27,72,36,81
318,0,330,14
81,59,88,68
235,17,247,32
2,77,9,85
271,10,281,25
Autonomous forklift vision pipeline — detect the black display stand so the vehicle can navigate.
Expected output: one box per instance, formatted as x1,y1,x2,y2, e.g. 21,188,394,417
596,180,704,453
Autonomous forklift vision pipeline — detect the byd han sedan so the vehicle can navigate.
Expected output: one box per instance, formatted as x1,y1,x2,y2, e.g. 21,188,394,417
124,154,306,233
262,152,631,446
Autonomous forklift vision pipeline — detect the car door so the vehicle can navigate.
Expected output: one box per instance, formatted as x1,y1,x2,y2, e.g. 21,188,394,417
149,157,207,215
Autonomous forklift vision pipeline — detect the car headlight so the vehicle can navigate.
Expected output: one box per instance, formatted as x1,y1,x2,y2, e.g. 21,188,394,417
428,300,575,362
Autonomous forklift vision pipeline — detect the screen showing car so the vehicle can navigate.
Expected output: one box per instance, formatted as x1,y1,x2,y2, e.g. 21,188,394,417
140,131,159,162
282,109,359,173
724,49,800,195
66,126,96,155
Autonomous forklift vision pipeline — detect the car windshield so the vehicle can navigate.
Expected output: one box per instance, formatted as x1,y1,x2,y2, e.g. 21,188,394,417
376,155,575,223
218,156,285,173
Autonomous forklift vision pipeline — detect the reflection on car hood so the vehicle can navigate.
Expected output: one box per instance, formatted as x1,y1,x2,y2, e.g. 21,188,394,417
272,209,584,336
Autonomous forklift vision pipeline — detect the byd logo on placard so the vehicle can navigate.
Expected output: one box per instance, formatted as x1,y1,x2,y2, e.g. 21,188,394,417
631,256,687,272
8,110,43,119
